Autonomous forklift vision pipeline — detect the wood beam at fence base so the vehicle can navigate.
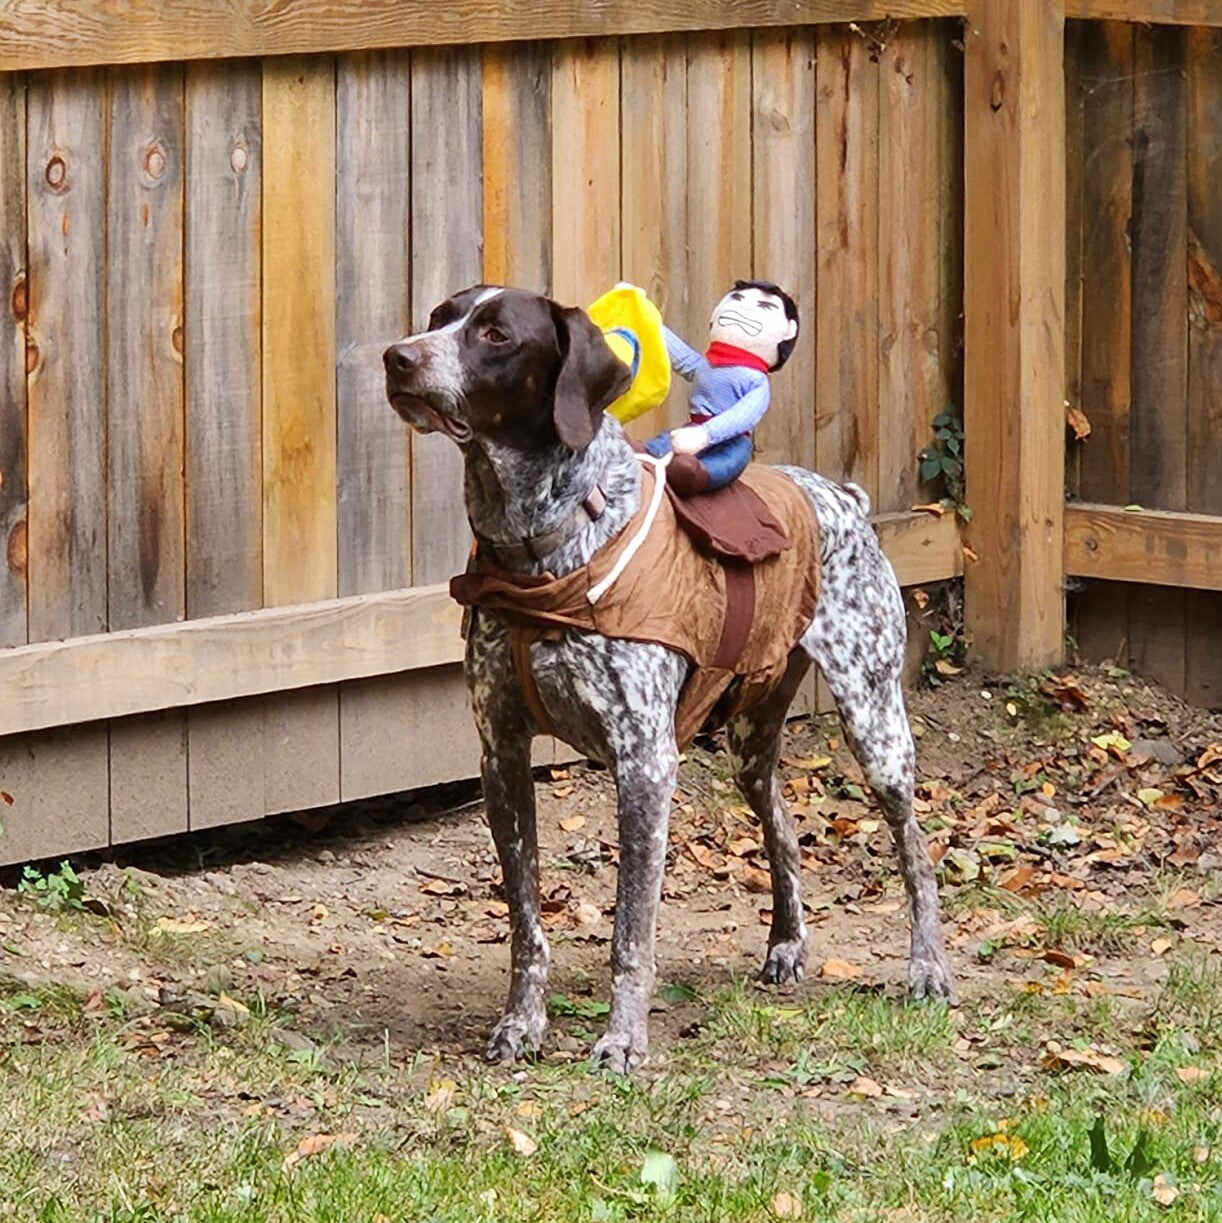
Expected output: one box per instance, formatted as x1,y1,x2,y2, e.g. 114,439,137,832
0,510,960,739
1065,504,1222,593
963,0,1067,672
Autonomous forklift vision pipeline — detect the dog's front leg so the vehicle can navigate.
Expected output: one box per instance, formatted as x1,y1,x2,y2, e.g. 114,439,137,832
591,749,677,1074
481,733,550,1061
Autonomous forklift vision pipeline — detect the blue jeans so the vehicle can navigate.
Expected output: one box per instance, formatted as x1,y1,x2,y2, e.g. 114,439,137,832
644,430,753,491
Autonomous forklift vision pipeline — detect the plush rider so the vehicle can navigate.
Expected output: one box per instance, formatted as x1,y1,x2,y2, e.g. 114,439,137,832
645,280,799,498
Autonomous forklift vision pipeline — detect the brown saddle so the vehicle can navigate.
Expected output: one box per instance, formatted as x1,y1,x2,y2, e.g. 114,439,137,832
665,474,792,563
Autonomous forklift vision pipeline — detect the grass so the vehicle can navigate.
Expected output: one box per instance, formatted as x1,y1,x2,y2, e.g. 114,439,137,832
0,958,1218,1222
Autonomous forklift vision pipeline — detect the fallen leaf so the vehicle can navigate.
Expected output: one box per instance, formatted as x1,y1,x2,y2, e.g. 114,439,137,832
1166,888,1201,910
505,1126,537,1157
771,1190,803,1218
819,957,862,982
740,865,772,894
310,903,328,923
1091,732,1131,756
971,1132,1029,1160
848,1075,883,1099
912,588,930,610
1136,788,1165,809
420,878,463,896
784,755,832,772
575,900,602,927
1042,1042,1128,1076
1175,1065,1209,1085
934,659,963,677
424,1078,457,1112
687,842,724,872
962,542,980,564
1151,936,1173,956
1042,949,1077,970
1151,1175,1178,1207
911,501,947,516
1066,404,1092,440
284,1132,356,1169
516,1099,543,1118
559,815,586,833
154,917,211,935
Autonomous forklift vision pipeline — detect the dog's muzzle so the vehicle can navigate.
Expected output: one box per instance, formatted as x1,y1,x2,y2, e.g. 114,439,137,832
382,342,473,443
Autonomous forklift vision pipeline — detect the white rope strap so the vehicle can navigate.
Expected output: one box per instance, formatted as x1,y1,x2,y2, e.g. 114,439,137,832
586,450,671,606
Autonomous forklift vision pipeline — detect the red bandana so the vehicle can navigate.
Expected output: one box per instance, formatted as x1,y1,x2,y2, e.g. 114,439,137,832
705,341,771,373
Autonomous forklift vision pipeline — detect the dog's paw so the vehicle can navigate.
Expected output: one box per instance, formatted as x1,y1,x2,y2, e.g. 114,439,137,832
908,954,957,1005
759,939,807,985
485,1010,547,1063
590,1028,647,1074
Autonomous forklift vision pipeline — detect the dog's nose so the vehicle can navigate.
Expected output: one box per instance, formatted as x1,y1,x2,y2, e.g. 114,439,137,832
383,342,420,380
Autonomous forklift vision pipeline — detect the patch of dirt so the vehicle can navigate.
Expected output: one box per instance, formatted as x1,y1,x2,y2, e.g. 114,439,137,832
1,663,1219,1070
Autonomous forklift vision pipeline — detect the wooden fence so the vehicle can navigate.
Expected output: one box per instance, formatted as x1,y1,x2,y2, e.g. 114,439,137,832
0,0,1219,866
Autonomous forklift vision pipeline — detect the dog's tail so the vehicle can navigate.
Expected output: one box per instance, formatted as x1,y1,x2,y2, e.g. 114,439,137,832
841,481,871,517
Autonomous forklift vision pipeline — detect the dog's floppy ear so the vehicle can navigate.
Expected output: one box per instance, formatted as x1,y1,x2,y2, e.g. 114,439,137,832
549,302,632,451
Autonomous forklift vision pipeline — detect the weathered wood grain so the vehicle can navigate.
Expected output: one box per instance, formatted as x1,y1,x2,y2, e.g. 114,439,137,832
0,72,25,647
619,33,688,440
0,1,972,73
260,56,339,811
1073,22,1133,665
184,59,262,620
482,40,551,292
686,30,752,343
878,24,949,513
551,37,619,308
963,0,1066,671
25,69,107,642
1128,24,1188,694
106,64,188,843
751,27,816,471
337,49,413,597
815,26,880,497
1065,1,1222,23
1185,26,1222,708
409,45,481,585
107,63,185,631
1065,504,1222,593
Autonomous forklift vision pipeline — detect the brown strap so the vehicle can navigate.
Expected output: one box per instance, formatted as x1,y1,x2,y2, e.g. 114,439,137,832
475,481,607,569
713,561,756,669
510,625,559,739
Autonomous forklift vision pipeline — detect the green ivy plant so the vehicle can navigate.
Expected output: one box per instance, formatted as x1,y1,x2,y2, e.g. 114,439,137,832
917,407,971,523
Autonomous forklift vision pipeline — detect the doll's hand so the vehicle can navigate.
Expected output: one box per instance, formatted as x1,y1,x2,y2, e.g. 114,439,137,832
669,424,709,455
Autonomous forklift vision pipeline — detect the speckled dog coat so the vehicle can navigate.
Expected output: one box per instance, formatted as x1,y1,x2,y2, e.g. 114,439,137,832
451,464,819,748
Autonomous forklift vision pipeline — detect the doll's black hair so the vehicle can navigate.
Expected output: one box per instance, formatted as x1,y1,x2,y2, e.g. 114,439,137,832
731,279,800,371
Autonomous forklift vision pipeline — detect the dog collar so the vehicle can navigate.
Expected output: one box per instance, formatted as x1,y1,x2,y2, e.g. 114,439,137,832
475,483,607,568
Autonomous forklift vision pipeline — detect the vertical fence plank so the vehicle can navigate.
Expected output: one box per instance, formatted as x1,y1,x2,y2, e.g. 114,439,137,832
185,61,262,621
815,27,879,497
410,46,481,585
620,34,688,440
686,30,752,343
106,64,188,844
260,56,339,811
1128,25,1188,695
0,74,26,649
483,41,551,293
337,50,412,598
1064,20,1085,500
183,60,267,830
751,28,816,472
963,0,1066,671
1075,22,1134,664
551,38,619,309
878,26,949,514
1185,26,1222,709
26,70,107,643
21,69,110,852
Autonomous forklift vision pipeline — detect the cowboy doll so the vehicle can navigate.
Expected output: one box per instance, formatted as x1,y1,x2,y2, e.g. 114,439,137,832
645,280,800,498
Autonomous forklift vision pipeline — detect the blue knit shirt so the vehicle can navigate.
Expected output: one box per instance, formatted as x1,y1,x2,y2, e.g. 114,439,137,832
664,327,771,447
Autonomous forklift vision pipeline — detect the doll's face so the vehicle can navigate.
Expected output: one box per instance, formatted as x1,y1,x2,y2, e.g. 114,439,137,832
707,285,797,367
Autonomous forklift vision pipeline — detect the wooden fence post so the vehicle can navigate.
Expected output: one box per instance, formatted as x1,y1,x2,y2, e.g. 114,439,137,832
963,0,1067,671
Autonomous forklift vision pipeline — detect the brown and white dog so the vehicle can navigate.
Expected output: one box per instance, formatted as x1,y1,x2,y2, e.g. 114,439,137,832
384,286,954,1072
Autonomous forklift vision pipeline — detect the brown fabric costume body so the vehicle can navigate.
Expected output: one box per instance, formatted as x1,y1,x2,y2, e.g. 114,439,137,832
450,463,819,749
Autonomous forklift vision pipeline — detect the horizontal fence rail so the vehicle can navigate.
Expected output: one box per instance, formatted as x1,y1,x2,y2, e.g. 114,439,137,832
2,1,1221,73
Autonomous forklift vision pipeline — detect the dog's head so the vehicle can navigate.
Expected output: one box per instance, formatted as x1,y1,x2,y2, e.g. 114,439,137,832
383,286,631,452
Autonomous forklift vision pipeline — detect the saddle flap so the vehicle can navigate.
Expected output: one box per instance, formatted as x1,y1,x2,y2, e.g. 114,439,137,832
665,478,791,563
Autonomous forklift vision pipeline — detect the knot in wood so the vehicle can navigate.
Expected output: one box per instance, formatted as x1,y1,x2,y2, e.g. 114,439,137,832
990,70,1005,112
45,155,67,191
230,142,249,175
10,274,26,323
144,142,167,181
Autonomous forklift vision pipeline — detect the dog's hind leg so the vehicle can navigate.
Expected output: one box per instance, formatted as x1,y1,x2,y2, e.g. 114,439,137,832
801,562,956,1002
727,650,813,984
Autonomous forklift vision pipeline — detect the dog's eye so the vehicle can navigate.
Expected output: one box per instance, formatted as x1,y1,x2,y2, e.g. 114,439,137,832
481,325,511,345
